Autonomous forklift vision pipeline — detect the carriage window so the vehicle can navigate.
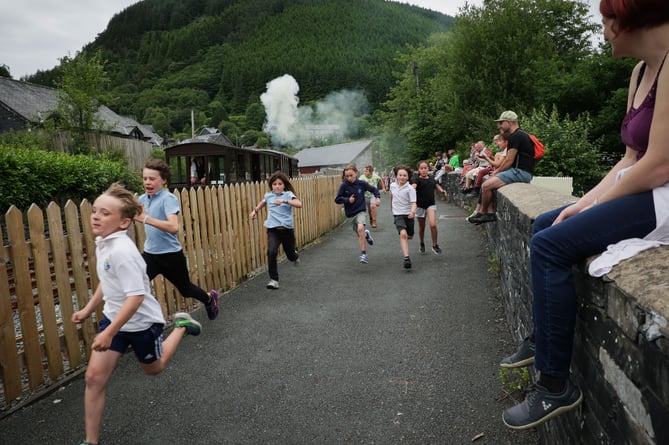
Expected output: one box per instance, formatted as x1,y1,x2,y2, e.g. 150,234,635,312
236,153,250,182
208,156,226,185
262,155,273,180
169,156,189,185
229,157,236,183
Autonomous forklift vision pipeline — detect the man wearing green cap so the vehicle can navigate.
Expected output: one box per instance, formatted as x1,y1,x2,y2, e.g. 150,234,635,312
467,110,535,224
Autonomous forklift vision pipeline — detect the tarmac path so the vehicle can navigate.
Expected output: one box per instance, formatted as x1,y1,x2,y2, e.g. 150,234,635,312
0,198,538,445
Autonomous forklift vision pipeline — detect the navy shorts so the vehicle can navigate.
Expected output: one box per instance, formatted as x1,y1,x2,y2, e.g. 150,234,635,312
98,317,165,364
393,215,415,236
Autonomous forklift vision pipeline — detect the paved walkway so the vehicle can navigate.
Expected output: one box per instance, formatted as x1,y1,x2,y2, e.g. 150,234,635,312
0,199,538,444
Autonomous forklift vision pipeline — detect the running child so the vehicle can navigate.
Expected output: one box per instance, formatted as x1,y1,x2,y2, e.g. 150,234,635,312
390,165,417,269
73,183,202,445
135,159,219,320
250,171,303,290
359,164,386,228
411,160,447,254
334,164,381,264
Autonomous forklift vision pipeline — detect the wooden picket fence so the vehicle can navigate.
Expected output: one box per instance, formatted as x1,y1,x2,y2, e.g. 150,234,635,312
0,175,344,413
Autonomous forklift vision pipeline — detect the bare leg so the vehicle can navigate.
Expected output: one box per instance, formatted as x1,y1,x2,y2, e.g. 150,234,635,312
357,223,366,251
370,204,378,227
481,177,505,213
427,208,438,244
417,217,426,245
84,349,122,444
399,230,409,257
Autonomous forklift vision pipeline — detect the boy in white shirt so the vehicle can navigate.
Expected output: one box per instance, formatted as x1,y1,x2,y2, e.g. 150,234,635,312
389,165,417,269
72,183,201,445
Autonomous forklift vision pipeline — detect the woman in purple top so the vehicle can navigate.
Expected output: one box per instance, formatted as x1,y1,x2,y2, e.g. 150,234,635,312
500,0,669,430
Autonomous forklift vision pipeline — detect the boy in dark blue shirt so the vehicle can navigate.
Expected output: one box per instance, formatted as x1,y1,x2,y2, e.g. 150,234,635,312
335,164,381,263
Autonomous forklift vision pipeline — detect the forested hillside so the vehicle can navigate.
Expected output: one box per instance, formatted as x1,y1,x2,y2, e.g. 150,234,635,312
17,0,631,197
28,0,452,138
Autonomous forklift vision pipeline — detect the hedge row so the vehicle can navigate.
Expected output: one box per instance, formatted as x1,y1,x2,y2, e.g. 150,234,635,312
0,144,142,213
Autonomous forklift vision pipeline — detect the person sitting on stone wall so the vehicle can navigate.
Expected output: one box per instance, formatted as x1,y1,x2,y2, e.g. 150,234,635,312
467,111,535,224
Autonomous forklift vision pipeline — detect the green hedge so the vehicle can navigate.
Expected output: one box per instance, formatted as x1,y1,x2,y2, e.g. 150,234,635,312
0,144,142,213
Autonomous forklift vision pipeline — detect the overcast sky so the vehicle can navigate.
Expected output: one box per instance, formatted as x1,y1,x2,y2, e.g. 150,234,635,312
0,0,602,80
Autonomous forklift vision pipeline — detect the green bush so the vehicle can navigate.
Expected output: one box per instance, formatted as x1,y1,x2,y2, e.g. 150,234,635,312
0,144,141,213
523,107,609,196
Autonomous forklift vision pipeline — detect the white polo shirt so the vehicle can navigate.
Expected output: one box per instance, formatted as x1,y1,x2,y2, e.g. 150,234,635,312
96,231,165,331
390,181,416,215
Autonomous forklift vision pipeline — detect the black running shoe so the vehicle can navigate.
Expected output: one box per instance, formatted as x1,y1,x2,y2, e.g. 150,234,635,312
502,379,583,430
468,213,497,224
500,337,535,368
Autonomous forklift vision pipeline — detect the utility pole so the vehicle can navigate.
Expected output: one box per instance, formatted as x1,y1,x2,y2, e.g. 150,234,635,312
191,109,195,139
413,60,419,95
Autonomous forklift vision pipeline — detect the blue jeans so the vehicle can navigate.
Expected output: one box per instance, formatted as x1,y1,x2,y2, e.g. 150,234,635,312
531,192,656,379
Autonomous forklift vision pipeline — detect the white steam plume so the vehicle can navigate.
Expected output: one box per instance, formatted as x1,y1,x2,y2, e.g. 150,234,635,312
261,74,368,148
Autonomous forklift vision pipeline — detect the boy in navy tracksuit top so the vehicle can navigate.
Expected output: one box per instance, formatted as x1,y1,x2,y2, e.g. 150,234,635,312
335,164,381,264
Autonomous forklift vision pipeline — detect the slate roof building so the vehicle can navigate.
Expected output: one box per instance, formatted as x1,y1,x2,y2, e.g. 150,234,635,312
0,76,163,146
294,140,374,174
180,127,236,147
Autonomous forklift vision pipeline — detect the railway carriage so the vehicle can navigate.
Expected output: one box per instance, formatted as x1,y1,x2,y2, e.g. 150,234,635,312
163,139,298,189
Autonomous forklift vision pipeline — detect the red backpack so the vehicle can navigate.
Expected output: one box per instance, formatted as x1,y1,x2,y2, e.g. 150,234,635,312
521,130,545,160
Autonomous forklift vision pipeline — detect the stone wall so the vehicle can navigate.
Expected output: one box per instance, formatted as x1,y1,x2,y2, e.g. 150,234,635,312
442,172,669,445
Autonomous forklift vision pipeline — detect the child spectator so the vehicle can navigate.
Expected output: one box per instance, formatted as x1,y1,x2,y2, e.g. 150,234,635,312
73,183,202,445
250,171,303,290
412,161,447,254
474,133,509,190
390,165,417,269
359,164,386,228
462,142,493,192
334,164,381,264
136,159,219,320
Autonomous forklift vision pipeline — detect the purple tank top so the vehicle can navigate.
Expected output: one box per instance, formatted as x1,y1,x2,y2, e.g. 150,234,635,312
621,56,667,160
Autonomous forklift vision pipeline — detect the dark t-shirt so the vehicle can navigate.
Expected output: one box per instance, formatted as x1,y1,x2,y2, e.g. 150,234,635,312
411,175,438,208
507,129,535,174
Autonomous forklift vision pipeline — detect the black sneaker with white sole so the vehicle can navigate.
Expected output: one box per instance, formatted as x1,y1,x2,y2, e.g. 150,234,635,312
500,337,535,368
502,379,583,430
468,212,496,224
465,211,481,223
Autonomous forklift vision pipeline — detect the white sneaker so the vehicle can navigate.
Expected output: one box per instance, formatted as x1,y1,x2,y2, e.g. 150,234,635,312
364,229,374,246
266,279,279,289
